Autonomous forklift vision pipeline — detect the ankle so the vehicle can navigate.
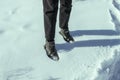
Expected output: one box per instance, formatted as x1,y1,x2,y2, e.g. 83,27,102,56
45,40,55,46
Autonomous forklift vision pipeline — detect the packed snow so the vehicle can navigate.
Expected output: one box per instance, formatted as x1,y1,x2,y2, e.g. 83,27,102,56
0,0,120,80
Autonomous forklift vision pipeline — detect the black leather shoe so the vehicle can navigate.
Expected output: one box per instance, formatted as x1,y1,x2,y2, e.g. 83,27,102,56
59,29,74,43
44,41,59,61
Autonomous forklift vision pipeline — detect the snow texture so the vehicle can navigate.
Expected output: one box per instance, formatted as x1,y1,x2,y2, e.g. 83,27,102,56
0,0,120,80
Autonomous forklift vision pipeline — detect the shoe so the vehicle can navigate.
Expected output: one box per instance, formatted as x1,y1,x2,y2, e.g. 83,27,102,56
59,29,74,43
44,41,59,61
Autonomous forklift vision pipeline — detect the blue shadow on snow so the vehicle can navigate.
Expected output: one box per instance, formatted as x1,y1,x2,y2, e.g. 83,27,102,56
56,30,120,51
56,39,120,51
70,30,119,37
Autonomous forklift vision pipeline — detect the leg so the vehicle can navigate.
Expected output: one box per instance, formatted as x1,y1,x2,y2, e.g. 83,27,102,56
59,0,72,30
59,0,74,43
43,0,58,41
43,0,59,61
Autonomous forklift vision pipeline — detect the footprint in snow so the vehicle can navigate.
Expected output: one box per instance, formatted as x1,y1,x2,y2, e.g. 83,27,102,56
47,76,61,80
3,7,19,21
5,67,34,80
0,30,5,34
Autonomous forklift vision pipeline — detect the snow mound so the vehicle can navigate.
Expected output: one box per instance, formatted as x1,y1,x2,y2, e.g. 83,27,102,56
95,46,120,80
109,0,120,33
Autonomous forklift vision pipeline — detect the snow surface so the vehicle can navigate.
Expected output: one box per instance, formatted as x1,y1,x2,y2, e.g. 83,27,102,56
0,0,120,80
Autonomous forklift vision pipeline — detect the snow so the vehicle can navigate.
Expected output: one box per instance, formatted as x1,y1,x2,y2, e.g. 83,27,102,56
0,0,120,80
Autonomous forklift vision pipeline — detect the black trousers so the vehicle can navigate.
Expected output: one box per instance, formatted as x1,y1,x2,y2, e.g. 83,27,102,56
43,0,72,41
